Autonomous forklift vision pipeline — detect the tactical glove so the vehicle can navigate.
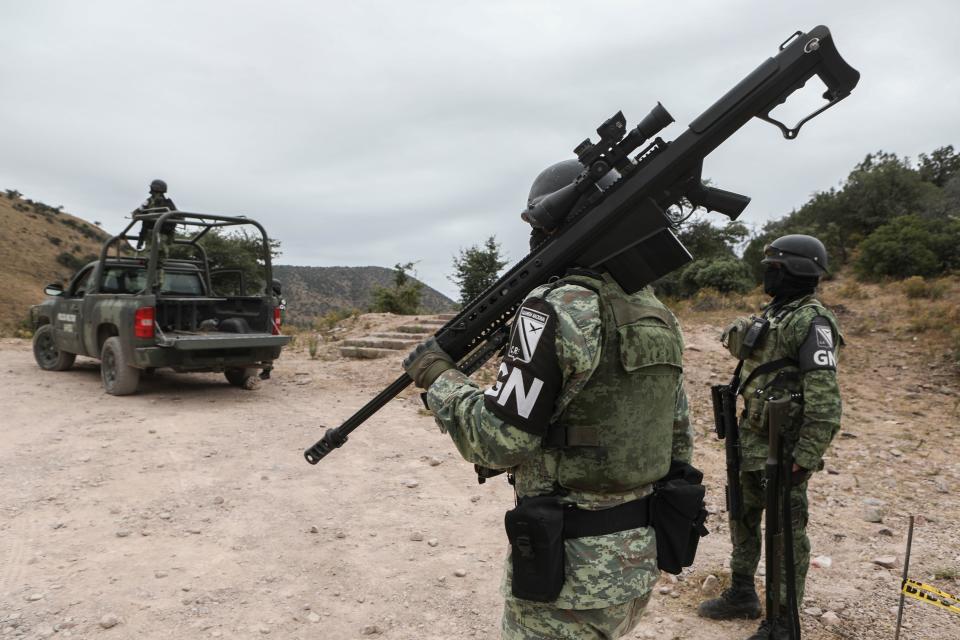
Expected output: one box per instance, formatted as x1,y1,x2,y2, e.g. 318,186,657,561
403,338,455,389
791,463,812,486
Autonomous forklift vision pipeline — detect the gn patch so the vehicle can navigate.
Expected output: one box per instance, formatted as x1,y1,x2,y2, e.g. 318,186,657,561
799,316,838,372
484,297,561,435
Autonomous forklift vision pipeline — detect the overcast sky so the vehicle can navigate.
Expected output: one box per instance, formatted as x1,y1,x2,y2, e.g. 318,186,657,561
3,1,958,298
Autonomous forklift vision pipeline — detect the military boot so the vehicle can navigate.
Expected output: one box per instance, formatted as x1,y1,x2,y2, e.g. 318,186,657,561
745,617,791,640
697,573,762,620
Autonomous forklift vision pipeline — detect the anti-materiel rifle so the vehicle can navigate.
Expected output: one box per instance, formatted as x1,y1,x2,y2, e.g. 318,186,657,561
304,25,859,466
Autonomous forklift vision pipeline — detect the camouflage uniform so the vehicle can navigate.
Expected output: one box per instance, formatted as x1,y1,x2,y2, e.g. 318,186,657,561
426,271,691,639
723,294,842,603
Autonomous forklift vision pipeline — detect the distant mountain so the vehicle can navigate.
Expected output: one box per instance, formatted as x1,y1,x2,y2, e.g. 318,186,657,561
0,190,111,332
272,264,456,324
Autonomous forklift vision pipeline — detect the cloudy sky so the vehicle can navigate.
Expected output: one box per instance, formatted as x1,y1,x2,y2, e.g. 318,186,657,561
3,1,958,298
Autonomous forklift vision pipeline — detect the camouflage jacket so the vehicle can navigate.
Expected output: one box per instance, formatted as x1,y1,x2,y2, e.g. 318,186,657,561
427,276,691,609
723,294,843,472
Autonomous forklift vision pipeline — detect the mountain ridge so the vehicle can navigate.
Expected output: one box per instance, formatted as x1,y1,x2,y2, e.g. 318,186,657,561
272,264,456,325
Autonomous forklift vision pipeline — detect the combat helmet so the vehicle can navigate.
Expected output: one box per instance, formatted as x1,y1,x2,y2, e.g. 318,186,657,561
522,159,618,231
150,179,168,193
761,234,828,277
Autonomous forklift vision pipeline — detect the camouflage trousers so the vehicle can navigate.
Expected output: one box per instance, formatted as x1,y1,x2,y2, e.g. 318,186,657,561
729,469,810,604
501,591,652,640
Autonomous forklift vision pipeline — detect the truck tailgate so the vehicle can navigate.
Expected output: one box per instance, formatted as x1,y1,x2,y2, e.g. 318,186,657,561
158,333,291,350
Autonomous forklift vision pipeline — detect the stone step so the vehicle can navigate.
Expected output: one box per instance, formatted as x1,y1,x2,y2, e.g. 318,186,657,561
338,346,399,360
340,338,418,350
437,313,457,320
369,332,430,340
395,325,437,334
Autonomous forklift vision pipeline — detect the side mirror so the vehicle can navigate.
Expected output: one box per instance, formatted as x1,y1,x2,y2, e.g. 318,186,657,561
271,279,282,296
44,283,64,297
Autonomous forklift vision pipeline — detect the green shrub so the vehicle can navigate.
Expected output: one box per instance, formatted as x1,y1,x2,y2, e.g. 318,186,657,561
370,262,422,315
307,334,319,359
855,215,960,280
680,257,753,295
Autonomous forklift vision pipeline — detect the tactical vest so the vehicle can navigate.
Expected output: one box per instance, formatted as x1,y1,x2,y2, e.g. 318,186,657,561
736,296,840,437
545,274,683,493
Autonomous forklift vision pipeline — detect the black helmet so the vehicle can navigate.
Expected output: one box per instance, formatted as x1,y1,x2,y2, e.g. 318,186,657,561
761,234,828,277
522,159,618,230
150,179,168,193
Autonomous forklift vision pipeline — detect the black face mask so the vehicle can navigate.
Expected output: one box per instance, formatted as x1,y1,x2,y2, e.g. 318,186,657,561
763,267,784,296
763,265,818,303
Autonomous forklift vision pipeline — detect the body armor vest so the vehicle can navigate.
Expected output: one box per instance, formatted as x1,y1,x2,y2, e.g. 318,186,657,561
736,297,840,437
547,274,683,493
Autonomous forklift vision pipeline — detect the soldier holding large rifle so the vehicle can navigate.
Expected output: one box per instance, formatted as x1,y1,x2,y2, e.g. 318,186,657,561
305,26,858,640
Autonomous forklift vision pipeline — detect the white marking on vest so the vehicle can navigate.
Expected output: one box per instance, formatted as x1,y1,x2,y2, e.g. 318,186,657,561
813,349,836,367
492,365,544,419
816,325,833,348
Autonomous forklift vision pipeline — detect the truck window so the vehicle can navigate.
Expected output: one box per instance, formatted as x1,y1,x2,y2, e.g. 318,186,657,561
100,265,147,294
160,271,204,296
69,267,96,297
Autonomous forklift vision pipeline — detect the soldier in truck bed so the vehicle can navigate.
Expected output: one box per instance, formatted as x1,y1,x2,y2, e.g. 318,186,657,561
133,179,178,250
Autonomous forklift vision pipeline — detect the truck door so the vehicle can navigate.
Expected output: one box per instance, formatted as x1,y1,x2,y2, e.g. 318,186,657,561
55,266,94,355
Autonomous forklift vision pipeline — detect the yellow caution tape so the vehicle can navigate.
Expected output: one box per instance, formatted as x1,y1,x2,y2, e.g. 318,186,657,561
902,579,960,615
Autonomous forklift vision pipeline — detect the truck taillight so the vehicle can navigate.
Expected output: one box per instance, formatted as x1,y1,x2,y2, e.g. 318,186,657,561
135,306,155,338
272,307,282,335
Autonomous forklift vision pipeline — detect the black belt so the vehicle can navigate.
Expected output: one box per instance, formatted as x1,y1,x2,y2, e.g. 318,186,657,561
562,495,651,539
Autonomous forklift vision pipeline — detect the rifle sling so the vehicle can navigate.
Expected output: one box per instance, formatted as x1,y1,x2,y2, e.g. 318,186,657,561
735,357,797,396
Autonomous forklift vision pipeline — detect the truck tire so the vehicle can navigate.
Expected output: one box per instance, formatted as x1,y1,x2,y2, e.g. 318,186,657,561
101,336,140,395
225,367,258,388
32,324,76,371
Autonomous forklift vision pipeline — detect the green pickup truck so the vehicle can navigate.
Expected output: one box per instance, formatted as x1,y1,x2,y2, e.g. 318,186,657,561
30,209,291,395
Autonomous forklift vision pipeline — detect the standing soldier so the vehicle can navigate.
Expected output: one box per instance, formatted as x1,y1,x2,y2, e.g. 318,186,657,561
133,179,177,250
403,160,695,639
698,235,843,640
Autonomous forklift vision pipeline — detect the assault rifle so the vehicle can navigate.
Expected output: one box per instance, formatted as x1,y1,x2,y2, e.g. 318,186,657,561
304,25,859,466
765,394,801,639
711,379,743,520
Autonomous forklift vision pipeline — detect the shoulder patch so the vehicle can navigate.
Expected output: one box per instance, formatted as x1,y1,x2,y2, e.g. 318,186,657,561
484,297,562,435
798,316,838,373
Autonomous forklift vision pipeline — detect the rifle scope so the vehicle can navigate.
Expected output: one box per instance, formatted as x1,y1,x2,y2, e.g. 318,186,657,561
522,103,674,231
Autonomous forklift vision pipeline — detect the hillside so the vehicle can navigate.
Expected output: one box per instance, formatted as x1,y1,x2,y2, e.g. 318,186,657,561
0,190,110,332
272,264,456,325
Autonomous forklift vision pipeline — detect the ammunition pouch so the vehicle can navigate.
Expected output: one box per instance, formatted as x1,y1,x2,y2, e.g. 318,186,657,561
504,496,567,602
650,461,709,574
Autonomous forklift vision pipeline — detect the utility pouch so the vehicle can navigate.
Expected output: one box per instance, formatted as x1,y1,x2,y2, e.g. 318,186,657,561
736,317,770,360
504,496,566,602
650,461,709,574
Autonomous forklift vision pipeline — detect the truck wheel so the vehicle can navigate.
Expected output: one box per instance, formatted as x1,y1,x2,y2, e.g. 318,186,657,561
225,367,258,389
101,337,140,395
32,324,76,371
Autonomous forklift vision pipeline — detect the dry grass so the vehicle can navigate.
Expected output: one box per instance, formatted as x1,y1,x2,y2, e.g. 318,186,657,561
902,275,948,300
0,194,107,335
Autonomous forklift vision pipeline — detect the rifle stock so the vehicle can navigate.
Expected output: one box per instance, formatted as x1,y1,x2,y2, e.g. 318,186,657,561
304,25,859,466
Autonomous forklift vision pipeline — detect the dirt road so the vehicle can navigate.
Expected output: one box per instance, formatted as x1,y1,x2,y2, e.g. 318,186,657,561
2,308,958,639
